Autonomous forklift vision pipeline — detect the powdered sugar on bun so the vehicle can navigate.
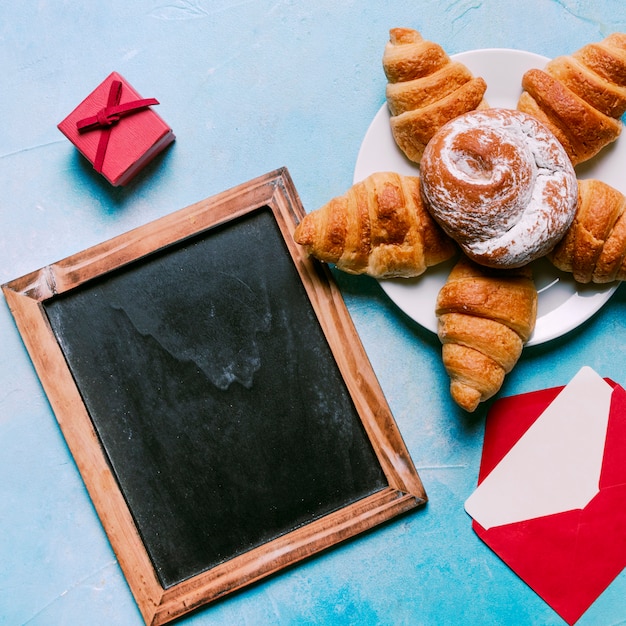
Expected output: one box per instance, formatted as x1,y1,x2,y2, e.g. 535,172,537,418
419,108,578,268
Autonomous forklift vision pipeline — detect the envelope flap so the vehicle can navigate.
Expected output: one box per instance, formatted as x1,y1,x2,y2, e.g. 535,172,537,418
600,383,626,488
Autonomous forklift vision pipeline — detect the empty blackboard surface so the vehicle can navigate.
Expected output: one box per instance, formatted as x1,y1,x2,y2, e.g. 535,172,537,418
44,206,387,588
3,168,426,625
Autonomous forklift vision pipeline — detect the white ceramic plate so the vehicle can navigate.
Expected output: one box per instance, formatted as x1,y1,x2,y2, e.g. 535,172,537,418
353,48,623,346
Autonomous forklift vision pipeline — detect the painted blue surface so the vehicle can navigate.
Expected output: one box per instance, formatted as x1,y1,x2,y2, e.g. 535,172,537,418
1,2,626,624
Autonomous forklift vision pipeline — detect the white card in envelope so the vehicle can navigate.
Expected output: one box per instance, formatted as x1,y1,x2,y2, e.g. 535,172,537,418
465,366,613,530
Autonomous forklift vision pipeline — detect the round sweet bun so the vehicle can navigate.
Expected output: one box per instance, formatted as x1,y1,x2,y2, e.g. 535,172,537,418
419,108,578,268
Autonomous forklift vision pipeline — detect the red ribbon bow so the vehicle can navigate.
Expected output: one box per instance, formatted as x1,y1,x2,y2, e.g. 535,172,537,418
76,79,159,174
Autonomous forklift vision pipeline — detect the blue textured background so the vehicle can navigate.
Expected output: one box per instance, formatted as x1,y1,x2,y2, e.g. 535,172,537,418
2,2,626,625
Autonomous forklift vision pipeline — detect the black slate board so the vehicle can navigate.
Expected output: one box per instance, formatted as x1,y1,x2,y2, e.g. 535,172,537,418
43,206,388,588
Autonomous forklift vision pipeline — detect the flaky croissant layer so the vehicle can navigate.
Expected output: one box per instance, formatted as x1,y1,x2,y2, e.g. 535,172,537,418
436,257,538,412
549,178,626,283
294,172,456,278
382,27,488,164
517,33,626,165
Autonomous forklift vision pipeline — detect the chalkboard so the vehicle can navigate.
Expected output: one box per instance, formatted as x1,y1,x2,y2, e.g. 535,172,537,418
3,168,426,625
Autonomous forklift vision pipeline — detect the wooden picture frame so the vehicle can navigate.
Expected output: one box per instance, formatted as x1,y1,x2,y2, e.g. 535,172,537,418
3,168,426,625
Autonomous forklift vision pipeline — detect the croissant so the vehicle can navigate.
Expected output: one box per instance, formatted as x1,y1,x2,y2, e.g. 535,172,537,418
293,172,456,278
382,27,488,164
517,33,626,165
435,257,538,412
548,178,626,283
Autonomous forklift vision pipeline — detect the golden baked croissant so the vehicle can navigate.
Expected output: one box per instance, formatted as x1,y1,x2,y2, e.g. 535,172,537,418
517,33,626,165
435,257,538,412
548,178,626,283
293,172,456,278
382,27,488,164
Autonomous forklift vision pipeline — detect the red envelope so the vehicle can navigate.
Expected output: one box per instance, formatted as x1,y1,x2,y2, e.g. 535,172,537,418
468,374,626,624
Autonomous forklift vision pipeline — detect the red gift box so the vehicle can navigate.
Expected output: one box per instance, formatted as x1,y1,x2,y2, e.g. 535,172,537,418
58,72,175,186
